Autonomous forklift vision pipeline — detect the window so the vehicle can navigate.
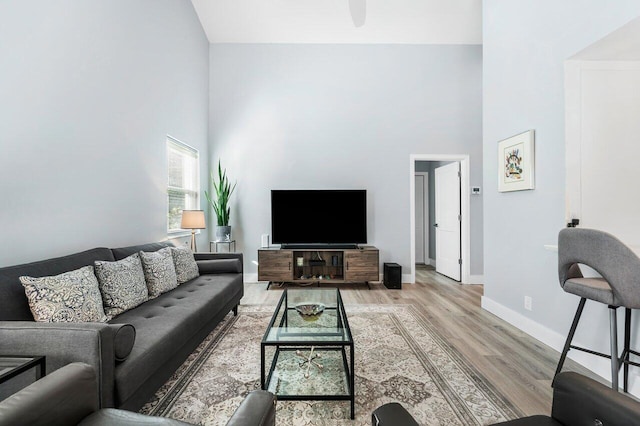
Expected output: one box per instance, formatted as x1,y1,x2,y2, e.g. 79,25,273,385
167,136,199,233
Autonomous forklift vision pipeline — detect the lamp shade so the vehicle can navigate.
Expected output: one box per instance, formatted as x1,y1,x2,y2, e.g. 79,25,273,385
181,210,206,229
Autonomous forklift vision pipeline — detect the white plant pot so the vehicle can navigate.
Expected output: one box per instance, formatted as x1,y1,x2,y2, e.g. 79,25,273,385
215,226,232,242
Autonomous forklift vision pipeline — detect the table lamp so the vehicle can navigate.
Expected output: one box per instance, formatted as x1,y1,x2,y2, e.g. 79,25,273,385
181,210,206,252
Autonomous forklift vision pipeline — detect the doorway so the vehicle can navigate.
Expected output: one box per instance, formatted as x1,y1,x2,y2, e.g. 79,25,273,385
410,154,470,284
414,172,429,265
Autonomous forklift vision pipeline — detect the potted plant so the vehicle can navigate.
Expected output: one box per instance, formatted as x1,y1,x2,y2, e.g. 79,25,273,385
205,160,236,242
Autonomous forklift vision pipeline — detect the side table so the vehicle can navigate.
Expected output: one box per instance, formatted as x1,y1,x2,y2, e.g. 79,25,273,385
210,240,236,253
0,356,46,400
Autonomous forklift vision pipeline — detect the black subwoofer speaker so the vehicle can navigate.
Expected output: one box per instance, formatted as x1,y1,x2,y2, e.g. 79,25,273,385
383,263,402,289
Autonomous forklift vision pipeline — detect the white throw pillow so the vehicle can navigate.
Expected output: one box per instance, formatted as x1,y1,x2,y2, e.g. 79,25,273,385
20,266,108,323
139,247,178,298
171,246,200,284
94,253,149,319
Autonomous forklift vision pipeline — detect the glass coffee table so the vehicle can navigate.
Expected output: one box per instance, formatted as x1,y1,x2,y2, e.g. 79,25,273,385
0,356,45,384
261,288,355,419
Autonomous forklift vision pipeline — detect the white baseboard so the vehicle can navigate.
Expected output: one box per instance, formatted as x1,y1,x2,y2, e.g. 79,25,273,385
480,296,640,395
244,273,258,283
429,258,436,267
402,273,413,284
467,275,484,284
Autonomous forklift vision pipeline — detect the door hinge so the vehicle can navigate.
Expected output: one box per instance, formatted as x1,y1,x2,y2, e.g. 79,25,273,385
458,214,461,221
457,171,461,178
458,259,462,265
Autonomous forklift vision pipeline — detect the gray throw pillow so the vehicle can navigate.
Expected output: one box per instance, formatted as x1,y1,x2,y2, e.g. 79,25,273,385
94,253,149,319
20,266,108,323
139,247,178,298
171,246,200,284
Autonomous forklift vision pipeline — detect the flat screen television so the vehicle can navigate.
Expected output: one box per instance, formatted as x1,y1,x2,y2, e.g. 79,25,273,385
271,190,367,248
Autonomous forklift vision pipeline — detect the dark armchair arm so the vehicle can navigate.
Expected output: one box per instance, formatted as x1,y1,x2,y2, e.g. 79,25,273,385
0,321,121,407
0,363,274,426
226,390,276,426
0,362,97,426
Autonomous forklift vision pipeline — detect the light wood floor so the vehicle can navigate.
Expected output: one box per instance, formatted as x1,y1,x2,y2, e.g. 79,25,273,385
242,265,596,417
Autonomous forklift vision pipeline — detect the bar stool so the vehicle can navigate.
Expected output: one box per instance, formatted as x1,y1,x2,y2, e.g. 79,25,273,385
555,228,640,391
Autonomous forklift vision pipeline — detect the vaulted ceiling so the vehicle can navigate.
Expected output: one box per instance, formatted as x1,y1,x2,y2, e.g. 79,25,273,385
190,0,482,44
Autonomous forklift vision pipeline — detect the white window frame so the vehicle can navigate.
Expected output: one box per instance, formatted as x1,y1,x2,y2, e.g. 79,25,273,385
167,136,200,235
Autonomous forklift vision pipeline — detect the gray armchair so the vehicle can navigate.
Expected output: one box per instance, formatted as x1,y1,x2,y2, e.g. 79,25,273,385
372,372,640,426
0,363,276,426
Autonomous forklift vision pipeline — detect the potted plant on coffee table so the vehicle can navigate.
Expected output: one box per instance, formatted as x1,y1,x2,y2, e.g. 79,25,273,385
205,160,236,242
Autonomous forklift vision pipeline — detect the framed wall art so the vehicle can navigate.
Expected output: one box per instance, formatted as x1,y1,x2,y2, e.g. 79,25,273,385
498,130,535,192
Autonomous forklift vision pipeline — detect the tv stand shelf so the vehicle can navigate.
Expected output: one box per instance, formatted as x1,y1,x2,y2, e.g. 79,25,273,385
258,246,379,288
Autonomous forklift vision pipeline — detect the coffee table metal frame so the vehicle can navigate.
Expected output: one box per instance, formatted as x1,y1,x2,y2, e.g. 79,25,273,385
0,356,46,385
260,288,355,419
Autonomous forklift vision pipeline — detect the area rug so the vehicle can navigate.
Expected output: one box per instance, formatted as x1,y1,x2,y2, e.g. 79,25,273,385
141,305,521,425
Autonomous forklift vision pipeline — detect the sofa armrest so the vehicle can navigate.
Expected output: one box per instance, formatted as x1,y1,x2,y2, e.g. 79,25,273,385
0,362,98,426
0,322,120,407
195,253,243,274
226,390,276,426
552,372,640,425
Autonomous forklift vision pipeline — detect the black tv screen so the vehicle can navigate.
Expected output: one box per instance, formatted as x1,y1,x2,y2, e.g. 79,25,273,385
271,190,367,246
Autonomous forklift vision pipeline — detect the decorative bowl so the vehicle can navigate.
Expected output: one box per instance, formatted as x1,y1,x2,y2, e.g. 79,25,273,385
295,303,325,319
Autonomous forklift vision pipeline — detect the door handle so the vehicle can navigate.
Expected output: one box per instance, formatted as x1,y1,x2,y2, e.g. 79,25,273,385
433,223,439,227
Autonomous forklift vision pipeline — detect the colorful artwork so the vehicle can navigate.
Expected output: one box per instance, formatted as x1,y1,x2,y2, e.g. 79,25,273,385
504,144,524,182
498,131,535,192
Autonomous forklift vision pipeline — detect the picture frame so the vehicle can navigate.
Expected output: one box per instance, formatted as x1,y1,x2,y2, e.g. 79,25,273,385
498,130,535,192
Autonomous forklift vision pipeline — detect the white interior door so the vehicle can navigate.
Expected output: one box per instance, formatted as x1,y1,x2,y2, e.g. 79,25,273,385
435,162,461,281
566,61,640,246
414,173,428,264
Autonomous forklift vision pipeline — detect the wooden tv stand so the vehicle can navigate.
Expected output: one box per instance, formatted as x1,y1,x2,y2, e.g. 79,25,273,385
258,246,379,289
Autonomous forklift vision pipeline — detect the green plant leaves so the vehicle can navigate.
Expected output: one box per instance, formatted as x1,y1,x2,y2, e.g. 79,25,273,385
205,160,236,226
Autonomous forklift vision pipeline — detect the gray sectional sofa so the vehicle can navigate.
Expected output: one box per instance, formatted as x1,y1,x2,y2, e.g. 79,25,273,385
0,241,244,411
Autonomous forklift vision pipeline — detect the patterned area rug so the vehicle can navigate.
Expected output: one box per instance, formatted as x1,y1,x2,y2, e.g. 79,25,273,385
141,305,521,425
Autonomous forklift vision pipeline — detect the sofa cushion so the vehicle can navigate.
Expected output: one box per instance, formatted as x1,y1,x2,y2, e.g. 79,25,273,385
109,274,242,404
20,266,108,323
111,242,173,261
94,254,149,319
171,247,199,284
0,248,115,321
139,248,178,298
196,259,242,274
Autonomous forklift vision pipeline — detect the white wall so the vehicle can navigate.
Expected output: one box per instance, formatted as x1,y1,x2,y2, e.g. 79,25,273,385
209,44,483,279
483,0,640,386
0,0,210,267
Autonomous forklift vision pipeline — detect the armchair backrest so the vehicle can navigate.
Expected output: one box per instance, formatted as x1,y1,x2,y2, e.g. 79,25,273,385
551,372,640,425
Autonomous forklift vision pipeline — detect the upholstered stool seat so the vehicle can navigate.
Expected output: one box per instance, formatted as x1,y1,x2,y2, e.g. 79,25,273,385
563,277,613,305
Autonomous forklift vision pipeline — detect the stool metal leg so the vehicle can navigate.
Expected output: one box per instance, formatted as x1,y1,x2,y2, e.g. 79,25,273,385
624,308,631,392
554,298,586,383
610,306,619,391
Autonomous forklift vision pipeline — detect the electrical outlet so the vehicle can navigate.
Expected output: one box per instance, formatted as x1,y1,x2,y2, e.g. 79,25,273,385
524,296,532,311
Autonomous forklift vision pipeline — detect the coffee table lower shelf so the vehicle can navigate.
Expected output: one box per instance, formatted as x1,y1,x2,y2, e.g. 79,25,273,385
261,346,355,419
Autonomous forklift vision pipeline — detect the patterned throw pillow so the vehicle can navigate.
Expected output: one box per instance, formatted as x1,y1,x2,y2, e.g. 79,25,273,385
171,246,200,284
20,266,108,323
139,247,178,298
94,253,149,319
